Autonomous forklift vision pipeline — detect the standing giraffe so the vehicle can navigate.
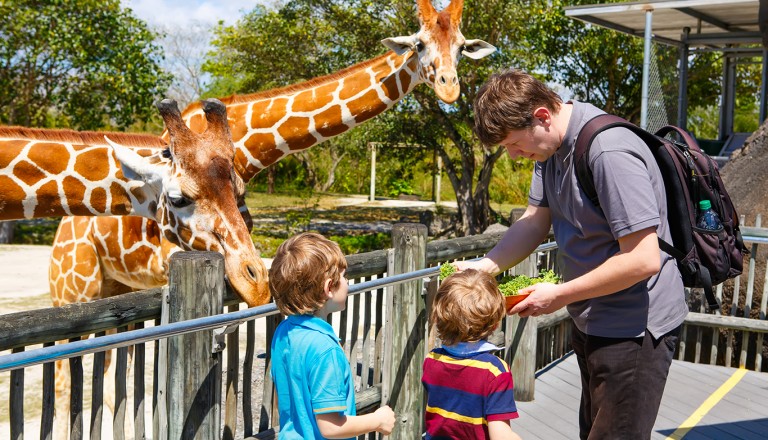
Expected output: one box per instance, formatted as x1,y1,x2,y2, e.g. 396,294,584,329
50,0,495,308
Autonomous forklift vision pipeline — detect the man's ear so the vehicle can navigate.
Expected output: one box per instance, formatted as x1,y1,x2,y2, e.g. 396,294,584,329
532,107,552,126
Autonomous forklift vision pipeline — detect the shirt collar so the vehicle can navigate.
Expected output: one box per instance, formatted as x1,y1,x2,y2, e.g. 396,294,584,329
286,314,339,341
555,100,587,162
442,340,501,357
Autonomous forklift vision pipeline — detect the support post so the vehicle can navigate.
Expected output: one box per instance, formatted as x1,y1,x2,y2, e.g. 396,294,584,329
165,252,223,440
641,8,653,130
432,148,442,205
677,27,690,130
382,224,427,439
369,143,377,202
504,254,539,401
761,49,767,123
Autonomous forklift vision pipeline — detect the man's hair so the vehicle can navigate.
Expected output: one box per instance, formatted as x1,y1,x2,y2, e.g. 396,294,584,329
269,232,347,316
473,68,562,146
431,269,505,346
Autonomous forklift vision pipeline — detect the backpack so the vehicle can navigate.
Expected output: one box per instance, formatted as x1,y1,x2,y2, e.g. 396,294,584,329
573,114,749,312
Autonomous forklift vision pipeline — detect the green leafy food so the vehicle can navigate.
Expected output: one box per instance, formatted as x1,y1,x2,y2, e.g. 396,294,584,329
439,263,457,280
498,270,561,297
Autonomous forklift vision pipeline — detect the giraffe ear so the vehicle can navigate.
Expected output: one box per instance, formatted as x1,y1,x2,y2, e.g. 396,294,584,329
381,35,419,55
462,39,496,60
104,136,164,187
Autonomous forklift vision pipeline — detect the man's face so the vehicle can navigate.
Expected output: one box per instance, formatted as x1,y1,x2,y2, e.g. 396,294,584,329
499,122,559,162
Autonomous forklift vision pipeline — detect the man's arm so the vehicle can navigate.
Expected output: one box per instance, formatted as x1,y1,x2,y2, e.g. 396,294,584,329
457,204,551,275
316,406,395,438
511,226,661,317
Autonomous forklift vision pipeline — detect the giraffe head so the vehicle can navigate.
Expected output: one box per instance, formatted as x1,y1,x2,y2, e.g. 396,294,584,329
382,0,495,103
105,99,270,307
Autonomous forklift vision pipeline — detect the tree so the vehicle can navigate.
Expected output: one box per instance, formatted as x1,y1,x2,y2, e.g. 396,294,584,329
0,0,172,130
157,22,212,110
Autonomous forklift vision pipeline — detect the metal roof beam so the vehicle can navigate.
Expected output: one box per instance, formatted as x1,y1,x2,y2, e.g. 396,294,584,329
675,7,745,32
572,15,681,46
686,31,763,45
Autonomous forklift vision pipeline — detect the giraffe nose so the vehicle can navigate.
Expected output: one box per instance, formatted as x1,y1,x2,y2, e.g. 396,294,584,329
438,73,459,86
245,263,258,281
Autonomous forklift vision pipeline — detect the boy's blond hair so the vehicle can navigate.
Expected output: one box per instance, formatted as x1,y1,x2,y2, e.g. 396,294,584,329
431,269,505,346
269,232,347,315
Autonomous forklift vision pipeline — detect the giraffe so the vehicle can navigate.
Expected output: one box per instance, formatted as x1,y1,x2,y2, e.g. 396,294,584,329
49,0,495,308
1,99,270,438
42,0,493,435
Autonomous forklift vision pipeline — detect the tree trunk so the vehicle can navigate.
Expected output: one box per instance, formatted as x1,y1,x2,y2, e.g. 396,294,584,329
0,221,15,244
267,167,275,195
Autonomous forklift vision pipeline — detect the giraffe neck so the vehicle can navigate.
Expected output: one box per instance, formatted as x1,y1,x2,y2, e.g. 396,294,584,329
182,51,421,182
0,130,163,220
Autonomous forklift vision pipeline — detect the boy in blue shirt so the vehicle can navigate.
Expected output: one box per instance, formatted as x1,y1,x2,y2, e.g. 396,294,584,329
269,232,395,439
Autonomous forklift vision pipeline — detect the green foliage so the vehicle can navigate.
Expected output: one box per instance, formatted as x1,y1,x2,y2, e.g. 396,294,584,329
330,233,390,255
284,189,320,233
0,0,172,130
439,263,457,281
498,270,561,297
10,218,60,245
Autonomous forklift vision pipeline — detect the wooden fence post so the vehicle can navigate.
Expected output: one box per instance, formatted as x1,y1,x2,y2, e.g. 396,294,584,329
504,254,538,402
382,223,427,439
164,252,224,440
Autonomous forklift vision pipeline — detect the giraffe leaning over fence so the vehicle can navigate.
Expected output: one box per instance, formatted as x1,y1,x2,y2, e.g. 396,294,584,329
0,99,271,439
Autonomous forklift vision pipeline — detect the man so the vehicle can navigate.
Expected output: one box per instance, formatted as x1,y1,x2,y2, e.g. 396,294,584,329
460,69,688,439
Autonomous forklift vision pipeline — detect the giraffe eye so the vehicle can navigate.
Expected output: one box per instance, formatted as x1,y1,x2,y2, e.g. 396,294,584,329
414,41,425,51
168,194,192,208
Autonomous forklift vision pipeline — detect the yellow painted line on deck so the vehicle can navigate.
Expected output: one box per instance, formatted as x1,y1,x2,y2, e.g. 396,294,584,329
665,368,748,440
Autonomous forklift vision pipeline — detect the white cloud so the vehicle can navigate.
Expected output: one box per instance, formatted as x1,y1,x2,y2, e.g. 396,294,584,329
123,0,265,27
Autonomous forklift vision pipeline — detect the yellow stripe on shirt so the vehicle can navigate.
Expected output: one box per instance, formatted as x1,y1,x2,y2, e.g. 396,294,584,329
313,405,347,414
427,351,504,377
426,405,488,425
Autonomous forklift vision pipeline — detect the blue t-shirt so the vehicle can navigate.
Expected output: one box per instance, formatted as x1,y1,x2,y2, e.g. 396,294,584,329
270,314,356,439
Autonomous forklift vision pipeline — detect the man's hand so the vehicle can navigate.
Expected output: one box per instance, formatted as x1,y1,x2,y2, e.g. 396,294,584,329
508,282,563,317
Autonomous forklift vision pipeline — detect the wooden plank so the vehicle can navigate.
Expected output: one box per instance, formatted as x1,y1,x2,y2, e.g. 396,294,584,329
90,332,106,440
134,323,146,440
166,252,224,440
114,329,128,440
0,288,163,351
382,224,427,439
259,314,281,433
243,319,255,437
361,282,373,387
40,341,55,440
741,216,760,367
755,253,768,371
684,312,768,332
10,347,23,440
224,304,240,440
69,341,84,440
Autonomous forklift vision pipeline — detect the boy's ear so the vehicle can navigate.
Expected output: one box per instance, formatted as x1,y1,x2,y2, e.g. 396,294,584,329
323,278,334,298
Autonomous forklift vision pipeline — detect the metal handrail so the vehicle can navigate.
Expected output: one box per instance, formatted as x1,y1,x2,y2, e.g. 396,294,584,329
0,260,449,373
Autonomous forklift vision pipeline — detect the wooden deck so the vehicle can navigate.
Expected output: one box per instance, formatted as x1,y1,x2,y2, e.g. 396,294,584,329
513,354,768,439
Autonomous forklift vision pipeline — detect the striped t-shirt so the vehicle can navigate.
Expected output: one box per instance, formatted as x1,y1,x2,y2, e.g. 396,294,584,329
422,346,519,439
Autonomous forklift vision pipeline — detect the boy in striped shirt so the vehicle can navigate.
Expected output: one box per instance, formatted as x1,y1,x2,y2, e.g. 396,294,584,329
423,269,521,440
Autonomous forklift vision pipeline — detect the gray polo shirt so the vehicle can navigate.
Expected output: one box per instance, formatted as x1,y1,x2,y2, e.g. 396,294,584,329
529,101,687,339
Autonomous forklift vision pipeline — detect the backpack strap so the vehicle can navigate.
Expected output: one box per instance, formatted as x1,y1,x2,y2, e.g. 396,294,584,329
573,114,664,206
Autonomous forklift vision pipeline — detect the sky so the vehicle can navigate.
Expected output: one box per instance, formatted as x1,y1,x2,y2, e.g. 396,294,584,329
122,0,266,27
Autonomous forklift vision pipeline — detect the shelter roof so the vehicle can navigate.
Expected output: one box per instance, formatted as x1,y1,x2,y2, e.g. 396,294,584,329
564,0,762,48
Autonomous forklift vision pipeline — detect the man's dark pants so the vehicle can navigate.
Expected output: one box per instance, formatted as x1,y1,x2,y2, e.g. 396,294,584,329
571,322,680,440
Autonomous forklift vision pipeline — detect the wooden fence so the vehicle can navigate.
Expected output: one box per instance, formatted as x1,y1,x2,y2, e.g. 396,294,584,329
1,220,767,440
